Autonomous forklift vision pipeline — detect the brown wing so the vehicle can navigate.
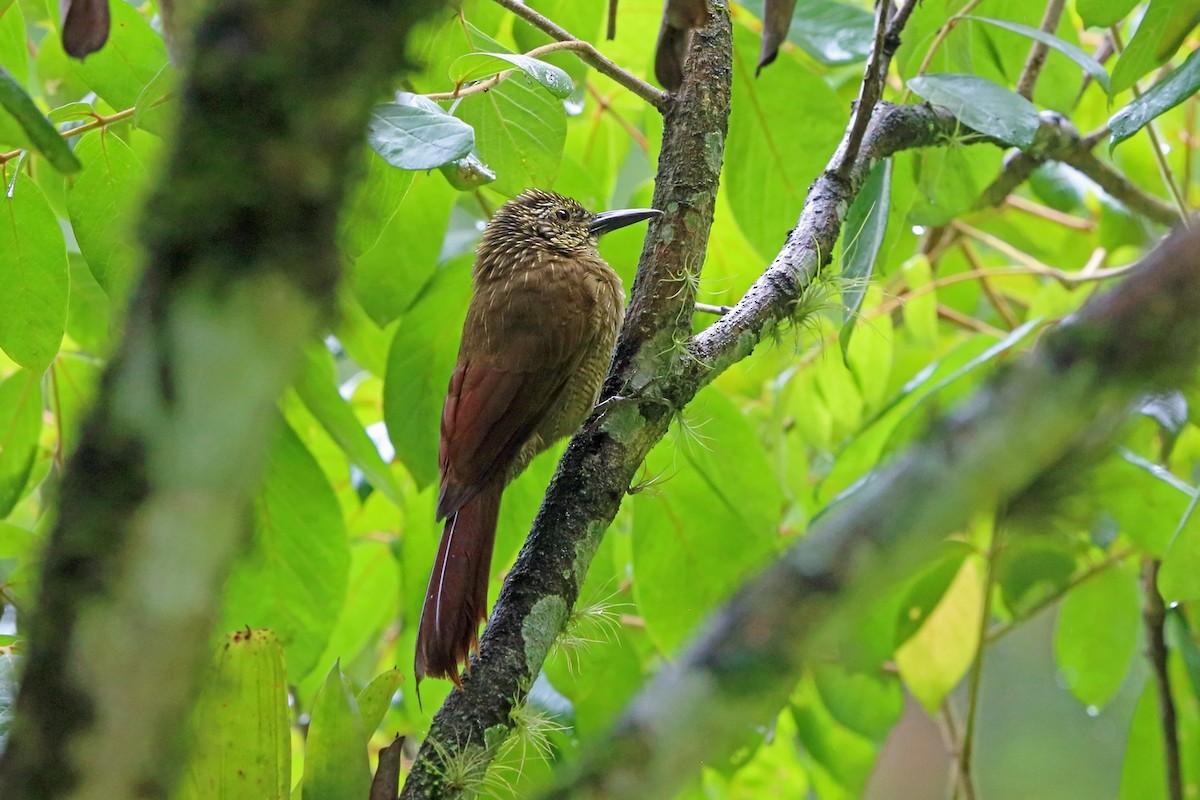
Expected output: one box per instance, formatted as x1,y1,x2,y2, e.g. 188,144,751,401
435,267,595,521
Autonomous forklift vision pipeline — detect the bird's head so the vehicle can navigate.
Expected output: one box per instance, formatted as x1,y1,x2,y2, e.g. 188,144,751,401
482,189,660,260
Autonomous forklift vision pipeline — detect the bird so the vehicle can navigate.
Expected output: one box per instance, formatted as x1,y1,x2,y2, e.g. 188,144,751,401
414,189,660,687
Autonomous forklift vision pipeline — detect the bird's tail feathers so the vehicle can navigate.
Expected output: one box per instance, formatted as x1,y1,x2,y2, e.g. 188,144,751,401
414,483,502,687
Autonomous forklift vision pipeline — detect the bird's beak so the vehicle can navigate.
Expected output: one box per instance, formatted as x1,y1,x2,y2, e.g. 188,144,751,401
589,207,662,235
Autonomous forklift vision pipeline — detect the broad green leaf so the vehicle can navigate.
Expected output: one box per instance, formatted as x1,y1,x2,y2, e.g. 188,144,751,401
893,543,972,646
995,540,1077,617
511,0,601,92
293,347,402,504
176,629,290,800
1053,562,1139,708
0,0,29,150
0,68,80,173
791,675,879,795
47,102,96,123
0,370,40,518
1077,0,1139,29
1119,682,1168,800
299,536,399,703
222,421,350,682
73,0,169,110
812,663,904,742
366,94,475,171
1110,46,1200,147
454,66,566,197
704,709,809,796
340,146,415,261
450,52,575,99
631,387,783,654
738,0,875,66
50,353,102,459
1158,489,1200,603
1109,0,1200,97
908,74,1040,147
352,171,456,326
132,62,177,137
301,663,369,800
895,554,983,714
383,258,472,489
839,159,890,360
725,22,844,258
67,130,148,299
1091,452,1192,556
0,174,68,372
966,16,1111,93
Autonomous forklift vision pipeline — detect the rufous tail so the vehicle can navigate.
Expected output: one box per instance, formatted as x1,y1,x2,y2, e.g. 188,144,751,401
414,483,502,687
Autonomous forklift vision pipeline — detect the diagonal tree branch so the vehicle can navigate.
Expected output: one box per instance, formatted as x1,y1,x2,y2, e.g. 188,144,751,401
0,1,446,797
546,220,1200,799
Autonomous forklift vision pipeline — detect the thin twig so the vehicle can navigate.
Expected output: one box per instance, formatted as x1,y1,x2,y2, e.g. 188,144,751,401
586,83,649,152
490,0,667,109
1015,0,1067,99
937,304,1007,337
959,241,1021,329
952,220,1138,284
833,0,893,179
0,106,137,165
694,302,731,315
1002,195,1094,230
1143,558,1184,800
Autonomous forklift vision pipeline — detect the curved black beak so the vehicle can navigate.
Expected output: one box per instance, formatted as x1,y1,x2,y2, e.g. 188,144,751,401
589,207,662,235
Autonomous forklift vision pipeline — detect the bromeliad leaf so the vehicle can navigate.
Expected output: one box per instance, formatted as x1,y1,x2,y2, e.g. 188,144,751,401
908,74,1040,148
449,51,574,99
840,159,891,361
367,93,475,171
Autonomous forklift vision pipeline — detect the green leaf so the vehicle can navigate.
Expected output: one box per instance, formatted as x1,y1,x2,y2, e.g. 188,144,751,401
454,67,566,197
176,629,290,800
449,52,575,99
302,662,370,800
351,171,456,325
356,667,403,737
725,22,844,257
839,159,890,361
1119,682,1168,799
1109,0,1200,97
631,387,784,654
131,62,176,137
222,421,350,682
811,663,904,742
50,353,102,460
1110,46,1200,147
0,370,40,518
293,346,403,504
72,0,169,109
738,0,874,66
340,145,415,261
47,102,96,123
1091,452,1192,556
366,94,475,171
908,74,1040,147
895,554,983,714
899,254,937,347
965,16,1111,93
1053,562,1139,708
1077,0,1139,29
0,173,68,372
383,259,472,488
67,130,148,299
0,67,81,173
1158,488,1200,603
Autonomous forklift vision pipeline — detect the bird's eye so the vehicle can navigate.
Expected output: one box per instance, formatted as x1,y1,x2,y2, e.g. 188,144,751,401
555,208,570,221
